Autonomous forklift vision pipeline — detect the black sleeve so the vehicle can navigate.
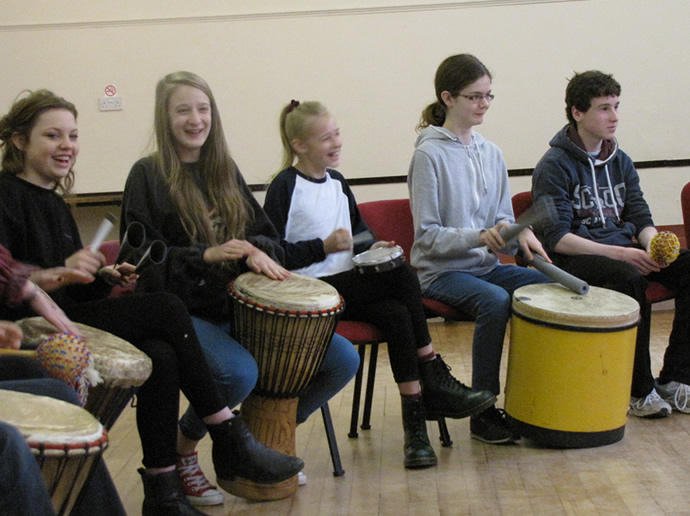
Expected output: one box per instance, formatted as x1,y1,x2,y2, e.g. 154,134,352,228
264,171,327,270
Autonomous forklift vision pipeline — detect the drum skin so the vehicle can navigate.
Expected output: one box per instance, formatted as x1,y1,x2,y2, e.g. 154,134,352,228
17,317,152,430
226,272,342,500
352,245,404,275
0,390,108,515
505,284,639,448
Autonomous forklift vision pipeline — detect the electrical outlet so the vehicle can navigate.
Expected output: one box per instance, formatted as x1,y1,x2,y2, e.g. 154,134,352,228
99,97,123,111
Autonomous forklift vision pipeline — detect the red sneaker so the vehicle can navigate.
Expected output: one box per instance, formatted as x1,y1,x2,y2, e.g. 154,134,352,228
176,452,224,506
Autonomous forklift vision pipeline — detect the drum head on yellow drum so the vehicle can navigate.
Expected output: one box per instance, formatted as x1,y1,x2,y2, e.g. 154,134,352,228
512,284,640,329
231,272,341,313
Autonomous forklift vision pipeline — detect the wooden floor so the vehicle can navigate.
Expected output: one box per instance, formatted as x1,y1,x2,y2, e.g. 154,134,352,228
105,309,690,516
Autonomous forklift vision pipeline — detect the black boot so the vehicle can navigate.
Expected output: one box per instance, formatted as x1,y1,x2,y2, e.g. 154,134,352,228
138,468,205,516
206,412,304,484
401,396,437,469
419,355,496,419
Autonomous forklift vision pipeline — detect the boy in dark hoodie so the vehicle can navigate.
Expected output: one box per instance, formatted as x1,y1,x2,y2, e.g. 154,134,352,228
532,70,690,419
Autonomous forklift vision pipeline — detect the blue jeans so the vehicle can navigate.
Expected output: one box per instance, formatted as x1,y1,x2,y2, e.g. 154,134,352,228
424,264,550,395
179,317,359,440
0,421,55,516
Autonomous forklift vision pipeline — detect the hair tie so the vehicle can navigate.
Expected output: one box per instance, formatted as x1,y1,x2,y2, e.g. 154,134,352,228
286,99,300,113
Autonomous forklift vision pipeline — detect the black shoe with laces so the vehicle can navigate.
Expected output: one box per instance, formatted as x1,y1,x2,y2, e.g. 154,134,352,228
401,397,437,469
470,405,520,444
419,355,497,420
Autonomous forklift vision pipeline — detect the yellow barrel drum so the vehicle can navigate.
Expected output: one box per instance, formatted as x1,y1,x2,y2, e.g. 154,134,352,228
505,284,639,448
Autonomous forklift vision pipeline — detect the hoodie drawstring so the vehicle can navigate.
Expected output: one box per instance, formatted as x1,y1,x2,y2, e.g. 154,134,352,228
588,159,621,227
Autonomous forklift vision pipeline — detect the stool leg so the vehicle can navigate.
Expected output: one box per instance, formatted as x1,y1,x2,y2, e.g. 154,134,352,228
437,418,453,447
321,403,345,477
348,344,367,438
361,343,379,431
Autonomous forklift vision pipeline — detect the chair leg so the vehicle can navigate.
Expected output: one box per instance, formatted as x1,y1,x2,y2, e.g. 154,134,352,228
360,343,379,431
437,418,453,447
321,403,345,476
348,344,367,438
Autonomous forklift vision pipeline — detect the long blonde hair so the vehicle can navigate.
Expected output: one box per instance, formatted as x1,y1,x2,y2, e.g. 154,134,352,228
153,71,249,244
0,89,77,195
278,100,329,172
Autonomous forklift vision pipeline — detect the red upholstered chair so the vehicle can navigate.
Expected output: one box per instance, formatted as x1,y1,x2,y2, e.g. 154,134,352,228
334,321,385,438
357,199,473,323
510,192,676,305
681,182,690,247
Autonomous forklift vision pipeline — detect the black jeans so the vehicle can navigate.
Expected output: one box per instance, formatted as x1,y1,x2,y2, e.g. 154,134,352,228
555,249,690,398
323,264,431,384
66,292,226,468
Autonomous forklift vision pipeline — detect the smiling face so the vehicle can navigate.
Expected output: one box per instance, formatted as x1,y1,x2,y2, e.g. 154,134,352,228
572,95,620,152
167,85,211,162
14,108,79,189
293,114,342,178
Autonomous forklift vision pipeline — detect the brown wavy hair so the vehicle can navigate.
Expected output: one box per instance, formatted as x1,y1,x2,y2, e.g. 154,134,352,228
152,71,250,245
0,89,78,195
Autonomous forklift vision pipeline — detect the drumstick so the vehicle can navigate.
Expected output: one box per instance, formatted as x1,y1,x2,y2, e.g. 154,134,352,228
526,255,590,295
89,213,117,252
499,196,556,245
0,348,37,357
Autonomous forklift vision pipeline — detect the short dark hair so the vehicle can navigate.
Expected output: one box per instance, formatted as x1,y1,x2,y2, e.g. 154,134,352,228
565,71,621,125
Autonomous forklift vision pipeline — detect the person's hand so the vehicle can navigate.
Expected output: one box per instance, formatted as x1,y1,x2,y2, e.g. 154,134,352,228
0,321,23,350
370,240,395,250
98,263,138,287
25,285,82,336
203,239,255,264
479,221,511,253
30,267,94,292
615,247,661,275
323,229,353,254
65,249,106,276
245,247,290,281
518,228,551,263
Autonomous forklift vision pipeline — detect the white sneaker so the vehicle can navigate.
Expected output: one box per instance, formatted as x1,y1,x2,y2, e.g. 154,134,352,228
177,452,225,506
656,380,690,413
298,471,307,486
629,389,672,418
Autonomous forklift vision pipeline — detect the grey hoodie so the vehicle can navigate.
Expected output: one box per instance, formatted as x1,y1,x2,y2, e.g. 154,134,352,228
407,126,516,290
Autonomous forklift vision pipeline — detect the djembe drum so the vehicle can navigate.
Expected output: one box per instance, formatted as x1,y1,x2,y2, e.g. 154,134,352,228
18,317,153,431
504,284,640,448
0,390,108,515
226,272,344,500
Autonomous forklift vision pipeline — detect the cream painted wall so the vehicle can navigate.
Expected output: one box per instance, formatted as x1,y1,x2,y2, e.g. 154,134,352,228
2,0,690,226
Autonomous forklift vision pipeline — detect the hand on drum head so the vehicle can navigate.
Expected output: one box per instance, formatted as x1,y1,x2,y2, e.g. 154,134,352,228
204,239,255,263
0,321,23,349
323,228,353,254
30,266,95,293
245,248,290,281
370,240,396,250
